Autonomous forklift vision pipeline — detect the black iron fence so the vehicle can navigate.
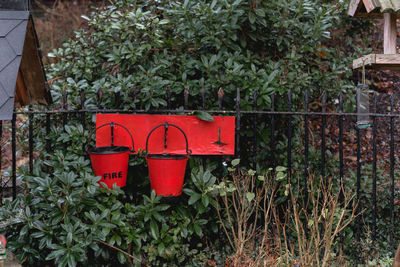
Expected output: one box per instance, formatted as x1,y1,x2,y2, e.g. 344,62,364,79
1,88,399,253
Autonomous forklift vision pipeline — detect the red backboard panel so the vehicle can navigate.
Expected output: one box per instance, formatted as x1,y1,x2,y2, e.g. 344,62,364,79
96,114,235,155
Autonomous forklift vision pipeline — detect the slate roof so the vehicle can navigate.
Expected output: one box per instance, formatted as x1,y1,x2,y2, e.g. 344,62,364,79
0,0,29,11
0,0,51,120
0,10,28,120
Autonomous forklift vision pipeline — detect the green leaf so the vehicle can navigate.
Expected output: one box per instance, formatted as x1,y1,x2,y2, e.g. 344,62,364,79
194,111,214,122
81,15,90,21
46,249,65,260
231,159,240,167
249,12,256,24
66,232,73,246
158,242,165,255
188,193,201,205
276,166,287,172
20,225,29,236
247,169,256,176
202,195,209,207
150,220,159,239
193,224,203,237
67,253,76,267
246,192,255,202
159,19,169,25
254,9,265,17
118,252,126,264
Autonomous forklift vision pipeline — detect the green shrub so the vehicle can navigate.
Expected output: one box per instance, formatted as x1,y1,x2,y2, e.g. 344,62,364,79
46,0,370,168
0,122,220,266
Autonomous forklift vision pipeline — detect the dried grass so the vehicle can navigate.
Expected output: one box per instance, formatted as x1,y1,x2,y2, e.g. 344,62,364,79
215,170,359,267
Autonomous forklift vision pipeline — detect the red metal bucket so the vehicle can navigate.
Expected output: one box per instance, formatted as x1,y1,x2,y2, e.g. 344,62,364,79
87,122,134,189
145,123,191,196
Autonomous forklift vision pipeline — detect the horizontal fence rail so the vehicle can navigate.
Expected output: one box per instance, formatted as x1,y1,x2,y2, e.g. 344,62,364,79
0,89,399,256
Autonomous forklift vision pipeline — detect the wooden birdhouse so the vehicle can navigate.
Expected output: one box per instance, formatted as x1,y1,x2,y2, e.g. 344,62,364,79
0,0,52,120
349,0,400,70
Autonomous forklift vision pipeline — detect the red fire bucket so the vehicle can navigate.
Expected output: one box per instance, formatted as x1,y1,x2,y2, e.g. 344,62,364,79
145,123,191,196
87,122,134,189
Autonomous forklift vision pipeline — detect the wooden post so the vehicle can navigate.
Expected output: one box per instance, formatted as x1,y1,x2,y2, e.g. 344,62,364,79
384,13,397,54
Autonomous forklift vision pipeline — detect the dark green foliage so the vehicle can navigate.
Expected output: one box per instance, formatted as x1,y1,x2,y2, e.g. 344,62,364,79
0,151,219,266
47,0,366,112
45,0,370,170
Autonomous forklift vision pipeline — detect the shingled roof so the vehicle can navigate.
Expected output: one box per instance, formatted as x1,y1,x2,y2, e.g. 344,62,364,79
348,0,400,18
378,0,400,13
0,0,51,120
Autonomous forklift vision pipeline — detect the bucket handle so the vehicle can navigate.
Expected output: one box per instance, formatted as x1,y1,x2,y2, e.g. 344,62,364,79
145,122,191,155
86,122,135,153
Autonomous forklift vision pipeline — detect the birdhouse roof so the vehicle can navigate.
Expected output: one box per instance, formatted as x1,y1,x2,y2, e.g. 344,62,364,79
348,0,400,18
0,0,51,120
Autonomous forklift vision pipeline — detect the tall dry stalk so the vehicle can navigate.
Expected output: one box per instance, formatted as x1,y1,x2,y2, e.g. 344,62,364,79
214,166,359,267
277,177,358,267
214,167,277,266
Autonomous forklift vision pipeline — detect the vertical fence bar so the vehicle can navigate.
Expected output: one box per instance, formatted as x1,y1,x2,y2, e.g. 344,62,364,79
338,92,345,250
184,89,189,110
62,91,68,150
218,88,224,178
270,94,275,167
62,90,68,128
12,112,16,200
29,107,33,174
132,87,137,110
218,88,223,109
235,88,241,160
304,90,309,192
167,87,172,109
390,94,395,255
80,90,86,130
201,87,206,110
115,92,121,109
287,91,292,180
356,105,361,243
372,92,377,241
98,88,103,110
339,92,344,199
46,112,51,153
201,88,207,168
321,91,326,183
253,90,258,169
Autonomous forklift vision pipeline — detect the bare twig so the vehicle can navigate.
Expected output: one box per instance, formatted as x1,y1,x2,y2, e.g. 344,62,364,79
94,239,148,266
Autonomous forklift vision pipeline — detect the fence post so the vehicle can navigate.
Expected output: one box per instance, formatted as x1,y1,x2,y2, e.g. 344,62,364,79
235,88,241,162
270,94,275,168
80,89,86,130
304,90,309,191
372,92,377,242
184,89,189,110
356,91,361,244
390,94,395,255
11,112,16,200
29,106,33,174
253,90,258,170
338,92,344,200
218,88,224,178
321,91,326,183
287,90,292,180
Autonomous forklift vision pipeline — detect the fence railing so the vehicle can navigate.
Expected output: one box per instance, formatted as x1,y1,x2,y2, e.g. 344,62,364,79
1,88,399,254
